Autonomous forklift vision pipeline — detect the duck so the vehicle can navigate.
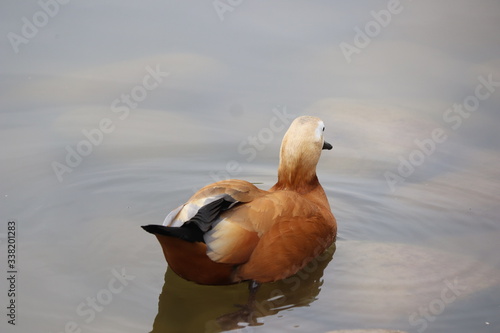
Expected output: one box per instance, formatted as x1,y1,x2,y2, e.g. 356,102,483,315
142,115,336,292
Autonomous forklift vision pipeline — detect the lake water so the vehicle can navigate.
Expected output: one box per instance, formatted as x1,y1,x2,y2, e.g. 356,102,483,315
1,2,500,333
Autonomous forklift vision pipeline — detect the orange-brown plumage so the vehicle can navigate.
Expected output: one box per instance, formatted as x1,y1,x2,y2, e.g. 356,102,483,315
152,234,235,285
142,116,336,285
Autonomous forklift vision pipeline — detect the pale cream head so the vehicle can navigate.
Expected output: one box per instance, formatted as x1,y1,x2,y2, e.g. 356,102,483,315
277,116,332,187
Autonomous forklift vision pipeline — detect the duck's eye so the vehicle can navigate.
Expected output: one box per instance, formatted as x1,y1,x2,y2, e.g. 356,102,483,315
322,126,325,132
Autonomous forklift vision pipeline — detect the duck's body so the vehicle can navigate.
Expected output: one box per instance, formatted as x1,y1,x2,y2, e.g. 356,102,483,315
143,116,336,285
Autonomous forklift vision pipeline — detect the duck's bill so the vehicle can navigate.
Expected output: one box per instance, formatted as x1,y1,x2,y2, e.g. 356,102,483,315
322,141,333,150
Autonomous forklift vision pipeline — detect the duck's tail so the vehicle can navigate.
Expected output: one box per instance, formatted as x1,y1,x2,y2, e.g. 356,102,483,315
141,224,237,285
142,224,204,242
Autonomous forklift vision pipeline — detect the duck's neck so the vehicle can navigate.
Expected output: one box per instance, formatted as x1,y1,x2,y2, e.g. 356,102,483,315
273,157,319,193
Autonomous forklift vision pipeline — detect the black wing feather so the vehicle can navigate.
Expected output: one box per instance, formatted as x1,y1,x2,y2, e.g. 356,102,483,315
142,194,238,242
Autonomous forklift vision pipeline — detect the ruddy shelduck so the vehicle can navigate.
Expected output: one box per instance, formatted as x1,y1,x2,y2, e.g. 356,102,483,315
142,116,336,290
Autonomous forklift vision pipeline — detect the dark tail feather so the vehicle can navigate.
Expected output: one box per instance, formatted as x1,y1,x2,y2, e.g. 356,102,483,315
141,224,204,243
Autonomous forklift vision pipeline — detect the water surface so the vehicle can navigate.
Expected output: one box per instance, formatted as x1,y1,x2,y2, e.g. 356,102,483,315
1,2,500,333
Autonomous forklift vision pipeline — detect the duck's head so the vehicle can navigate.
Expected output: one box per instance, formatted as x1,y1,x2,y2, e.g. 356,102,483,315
277,116,332,188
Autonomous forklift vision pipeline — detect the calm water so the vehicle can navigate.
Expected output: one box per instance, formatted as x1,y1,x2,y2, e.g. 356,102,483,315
1,2,500,333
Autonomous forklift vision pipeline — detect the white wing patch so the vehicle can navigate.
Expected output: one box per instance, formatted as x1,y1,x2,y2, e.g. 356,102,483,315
204,218,229,260
162,194,235,227
163,205,185,227
204,218,251,263
203,218,258,264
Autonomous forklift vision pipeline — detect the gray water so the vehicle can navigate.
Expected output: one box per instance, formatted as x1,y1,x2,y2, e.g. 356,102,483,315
1,2,500,333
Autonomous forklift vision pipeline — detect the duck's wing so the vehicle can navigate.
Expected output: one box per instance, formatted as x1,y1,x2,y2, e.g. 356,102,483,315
143,179,265,246
141,180,266,284
162,179,264,228
204,190,336,275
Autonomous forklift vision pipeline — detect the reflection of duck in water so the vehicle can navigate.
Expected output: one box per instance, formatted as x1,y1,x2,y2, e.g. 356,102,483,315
151,244,336,332
143,116,337,327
